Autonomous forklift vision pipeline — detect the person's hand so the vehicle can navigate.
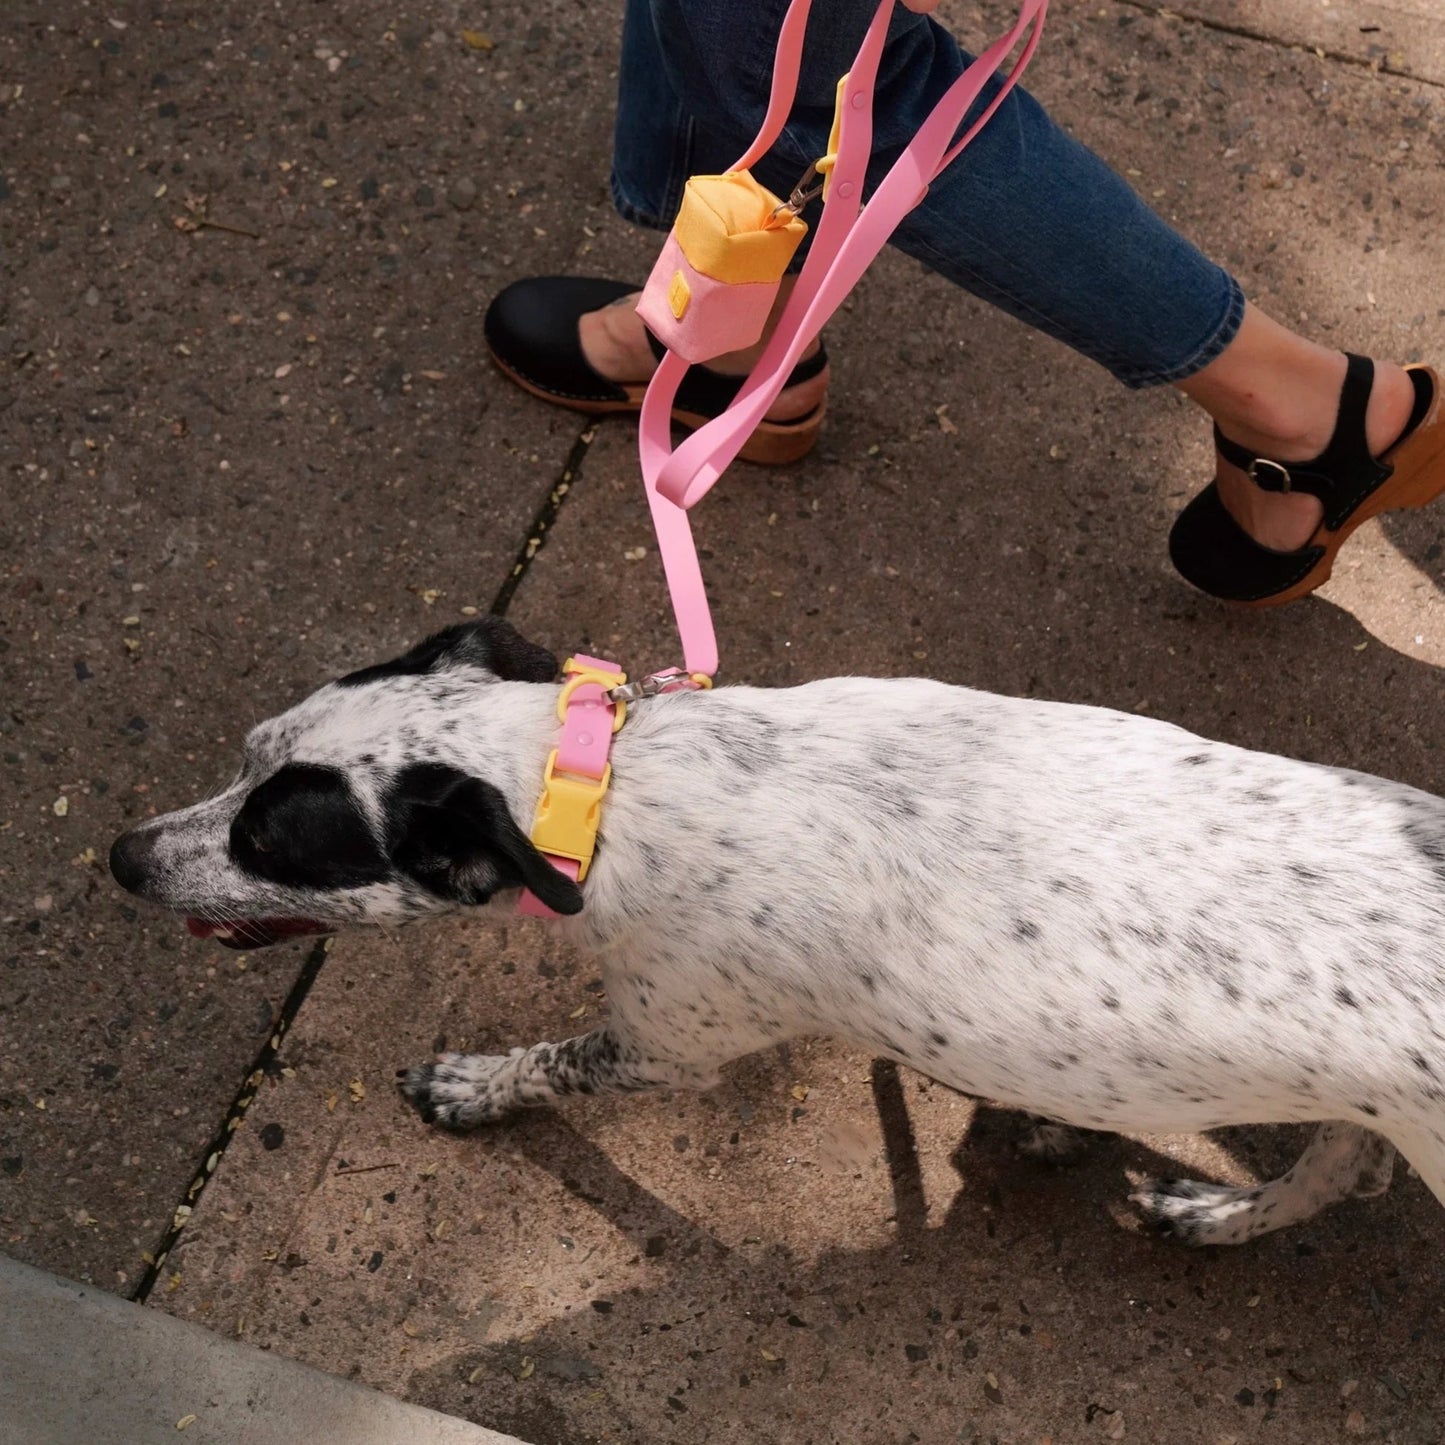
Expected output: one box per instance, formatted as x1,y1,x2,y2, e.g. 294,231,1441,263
900,0,941,11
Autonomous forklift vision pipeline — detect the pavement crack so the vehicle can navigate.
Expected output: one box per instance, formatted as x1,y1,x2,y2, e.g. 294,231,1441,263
489,420,599,618
1113,0,1444,90
130,419,601,1304
128,937,333,1305
125,421,598,1312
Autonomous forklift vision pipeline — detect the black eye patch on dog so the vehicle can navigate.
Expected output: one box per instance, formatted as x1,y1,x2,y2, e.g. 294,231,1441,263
231,763,390,890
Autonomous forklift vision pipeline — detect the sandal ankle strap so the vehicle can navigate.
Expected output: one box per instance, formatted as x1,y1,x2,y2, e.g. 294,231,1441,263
643,327,829,419
1214,353,1393,532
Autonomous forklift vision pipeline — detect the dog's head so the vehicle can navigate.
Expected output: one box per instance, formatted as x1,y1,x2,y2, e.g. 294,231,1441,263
108,617,585,947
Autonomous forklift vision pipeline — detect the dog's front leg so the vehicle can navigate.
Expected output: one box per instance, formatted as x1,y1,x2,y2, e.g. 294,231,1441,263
398,1024,717,1130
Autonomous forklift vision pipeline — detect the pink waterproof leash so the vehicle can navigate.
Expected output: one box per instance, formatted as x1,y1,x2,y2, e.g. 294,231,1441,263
519,0,1044,917
639,0,1047,679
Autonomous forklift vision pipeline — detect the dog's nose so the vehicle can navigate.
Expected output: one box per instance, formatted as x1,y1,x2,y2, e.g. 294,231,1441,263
109,828,160,896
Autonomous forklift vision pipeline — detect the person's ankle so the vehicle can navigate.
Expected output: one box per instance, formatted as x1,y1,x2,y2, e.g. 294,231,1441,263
1208,353,1416,466
1211,356,1419,553
705,332,822,377
578,293,653,385
574,285,829,425
577,286,822,386
1209,350,1347,462
1214,464,1323,552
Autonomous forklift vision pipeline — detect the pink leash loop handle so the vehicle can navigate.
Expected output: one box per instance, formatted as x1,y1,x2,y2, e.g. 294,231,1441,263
636,0,893,680
639,348,719,678
938,3,1047,172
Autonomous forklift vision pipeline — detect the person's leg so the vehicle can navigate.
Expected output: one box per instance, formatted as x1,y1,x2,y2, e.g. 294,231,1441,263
597,0,1423,555
607,0,1247,383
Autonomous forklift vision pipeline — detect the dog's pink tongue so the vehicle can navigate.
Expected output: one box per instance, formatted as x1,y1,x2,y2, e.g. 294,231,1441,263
183,916,330,949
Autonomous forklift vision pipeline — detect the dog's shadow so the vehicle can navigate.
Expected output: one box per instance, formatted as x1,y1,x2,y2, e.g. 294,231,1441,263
423,339,1445,1441
406,1062,1441,1445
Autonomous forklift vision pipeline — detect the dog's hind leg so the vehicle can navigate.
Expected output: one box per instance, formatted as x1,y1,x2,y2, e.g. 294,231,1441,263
1017,1116,1090,1165
1381,1123,1445,1210
1131,1122,1395,1246
398,1023,720,1129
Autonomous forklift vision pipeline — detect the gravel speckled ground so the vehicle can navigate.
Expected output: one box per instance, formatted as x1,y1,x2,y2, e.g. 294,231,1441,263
4,1,1445,1440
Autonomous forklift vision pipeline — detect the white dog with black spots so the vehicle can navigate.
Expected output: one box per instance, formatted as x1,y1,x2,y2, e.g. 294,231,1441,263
110,618,1443,1246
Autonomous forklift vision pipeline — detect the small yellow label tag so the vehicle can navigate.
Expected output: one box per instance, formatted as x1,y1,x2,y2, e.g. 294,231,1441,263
668,270,691,319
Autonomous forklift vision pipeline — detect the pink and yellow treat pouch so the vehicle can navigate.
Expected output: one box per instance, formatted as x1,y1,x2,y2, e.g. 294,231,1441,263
635,171,808,366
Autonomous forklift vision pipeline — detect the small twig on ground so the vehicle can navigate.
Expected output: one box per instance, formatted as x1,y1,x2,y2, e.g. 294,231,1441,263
174,192,261,240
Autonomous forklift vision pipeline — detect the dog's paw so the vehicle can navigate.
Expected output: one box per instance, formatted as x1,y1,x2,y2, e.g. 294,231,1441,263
1130,1177,1266,1247
397,1050,521,1129
1017,1119,1089,1167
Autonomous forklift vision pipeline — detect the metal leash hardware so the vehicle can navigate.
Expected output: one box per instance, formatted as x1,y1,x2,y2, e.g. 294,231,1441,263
608,667,714,704
769,160,826,221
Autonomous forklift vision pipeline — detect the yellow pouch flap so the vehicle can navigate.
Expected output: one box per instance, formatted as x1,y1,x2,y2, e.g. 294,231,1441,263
674,172,807,286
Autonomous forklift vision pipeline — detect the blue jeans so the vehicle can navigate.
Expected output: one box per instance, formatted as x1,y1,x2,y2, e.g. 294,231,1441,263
610,0,1245,389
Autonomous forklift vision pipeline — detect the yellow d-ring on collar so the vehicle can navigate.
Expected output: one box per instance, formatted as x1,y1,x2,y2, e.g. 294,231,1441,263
556,658,628,731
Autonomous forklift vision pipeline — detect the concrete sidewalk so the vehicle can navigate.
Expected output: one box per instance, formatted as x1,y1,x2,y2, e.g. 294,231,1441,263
3,0,1444,1442
0,1254,528,1445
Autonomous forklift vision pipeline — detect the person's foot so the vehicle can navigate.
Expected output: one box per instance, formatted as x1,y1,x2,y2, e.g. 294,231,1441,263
577,288,829,426
485,276,833,466
1212,354,1419,552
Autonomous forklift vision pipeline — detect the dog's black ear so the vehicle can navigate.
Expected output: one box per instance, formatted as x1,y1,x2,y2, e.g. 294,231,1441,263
385,762,584,915
338,617,558,688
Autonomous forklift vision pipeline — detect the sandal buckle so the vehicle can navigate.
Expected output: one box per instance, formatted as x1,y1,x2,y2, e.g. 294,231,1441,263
1248,457,1293,494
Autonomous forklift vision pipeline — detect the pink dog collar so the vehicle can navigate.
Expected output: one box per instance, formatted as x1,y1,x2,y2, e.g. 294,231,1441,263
517,654,625,919
517,657,711,918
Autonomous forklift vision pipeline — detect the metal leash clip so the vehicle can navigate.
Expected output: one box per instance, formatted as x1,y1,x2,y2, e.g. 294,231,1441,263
770,161,825,221
608,668,712,704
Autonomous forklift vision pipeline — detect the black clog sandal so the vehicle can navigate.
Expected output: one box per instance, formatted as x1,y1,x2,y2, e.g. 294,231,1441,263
1169,354,1444,606
484,276,828,466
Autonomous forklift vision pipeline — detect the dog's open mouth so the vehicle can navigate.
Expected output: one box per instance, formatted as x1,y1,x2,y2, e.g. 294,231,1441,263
186,916,333,950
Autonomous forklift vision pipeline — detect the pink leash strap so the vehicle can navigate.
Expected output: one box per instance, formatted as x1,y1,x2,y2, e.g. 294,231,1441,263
640,0,1047,679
